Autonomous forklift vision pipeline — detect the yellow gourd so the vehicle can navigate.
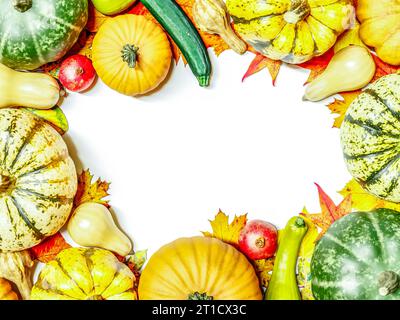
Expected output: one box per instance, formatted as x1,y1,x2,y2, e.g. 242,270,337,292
357,0,400,66
193,0,247,54
31,248,137,300
304,45,376,101
67,202,132,256
92,15,172,96
0,278,18,300
0,63,60,109
139,236,262,300
226,0,354,64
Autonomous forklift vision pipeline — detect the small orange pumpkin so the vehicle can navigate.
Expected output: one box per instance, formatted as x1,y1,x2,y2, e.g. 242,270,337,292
0,278,18,300
92,14,172,96
138,236,262,300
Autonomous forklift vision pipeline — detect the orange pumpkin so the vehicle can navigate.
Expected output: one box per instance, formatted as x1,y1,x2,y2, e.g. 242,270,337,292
0,278,18,300
138,236,262,300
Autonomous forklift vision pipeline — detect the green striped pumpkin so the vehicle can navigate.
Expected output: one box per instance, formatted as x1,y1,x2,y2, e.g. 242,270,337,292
340,73,400,202
0,108,77,251
0,0,88,70
311,209,400,300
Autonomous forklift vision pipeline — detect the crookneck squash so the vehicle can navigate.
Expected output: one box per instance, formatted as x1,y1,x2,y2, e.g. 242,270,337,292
0,0,88,70
138,236,262,300
357,0,400,66
0,108,77,251
226,0,354,64
0,278,18,300
312,209,400,300
31,248,137,300
340,73,400,202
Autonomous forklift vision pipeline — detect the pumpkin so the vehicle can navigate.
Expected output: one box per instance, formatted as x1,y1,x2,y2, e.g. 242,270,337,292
340,73,400,202
357,0,400,66
311,209,400,300
31,247,137,300
92,15,172,96
0,278,18,300
0,0,88,70
0,108,77,251
226,0,354,64
138,236,262,300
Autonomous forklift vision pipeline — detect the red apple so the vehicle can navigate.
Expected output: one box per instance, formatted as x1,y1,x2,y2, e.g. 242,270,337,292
239,220,278,260
59,54,96,92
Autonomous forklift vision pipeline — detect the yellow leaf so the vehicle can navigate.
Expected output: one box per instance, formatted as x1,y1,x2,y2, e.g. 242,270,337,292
202,210,247,246
253,257,275,288
74,170,111,208
339,179,400,212
327,91,361,128
334,20,367,53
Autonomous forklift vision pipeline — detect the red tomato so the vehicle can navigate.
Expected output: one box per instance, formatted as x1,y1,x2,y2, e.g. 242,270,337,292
59,55,96,92
239,220,278,260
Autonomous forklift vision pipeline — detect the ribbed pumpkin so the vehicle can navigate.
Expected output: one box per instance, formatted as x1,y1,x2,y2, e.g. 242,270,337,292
0,108,77,251
92,14,172,96
0,278,18,300
340,73,400,202
312,209,400,300
226,0,354,64
138,236,262,300
31,248,137,300
357,0,400,66
0,0,88,71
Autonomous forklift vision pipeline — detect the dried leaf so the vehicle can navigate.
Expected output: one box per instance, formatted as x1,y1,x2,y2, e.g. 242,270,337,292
242,54,282,85
327,91,361,128
253,257,275,288
298,49,334,85
297,213,319,300
339,179,400,212
74,169,111,208
129,1,229,63
202,210,247,246
86,3,109,33
126,250,147,273
334,21,366,53
301,183,352,239
29,233,71,263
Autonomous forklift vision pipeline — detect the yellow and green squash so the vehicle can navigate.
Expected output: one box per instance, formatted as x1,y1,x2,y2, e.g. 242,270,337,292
340,73,400,202
0,108,77,251
226,0,354,64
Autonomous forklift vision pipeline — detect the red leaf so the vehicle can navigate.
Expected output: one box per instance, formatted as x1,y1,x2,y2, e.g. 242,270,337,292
298,49,335,84
30,233,71,263
242,54,282,85
372,54,400,81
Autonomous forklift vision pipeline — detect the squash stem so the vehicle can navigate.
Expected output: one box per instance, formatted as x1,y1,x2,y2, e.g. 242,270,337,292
13,0,33,12
0,175,12,194
121,44,139,69
188,292,213,300
378,271,400,296
284,0,310,24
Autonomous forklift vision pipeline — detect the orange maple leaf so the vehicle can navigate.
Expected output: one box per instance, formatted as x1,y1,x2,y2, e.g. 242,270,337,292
301,183,352,238
372,54,400,81
298,49,335,85
129,1,229,63
74,169,111,208
327,91,361,128
242,53,282,85
30,233,71,263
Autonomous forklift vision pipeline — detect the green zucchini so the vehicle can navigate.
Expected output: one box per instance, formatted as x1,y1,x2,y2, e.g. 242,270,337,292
140,0,212,87
265,216,308,300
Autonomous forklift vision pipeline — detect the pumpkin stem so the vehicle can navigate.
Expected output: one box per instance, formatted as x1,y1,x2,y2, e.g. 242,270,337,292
283,0,310,24
121,44,139,69
0,175,13,194
188,292,214,300
378,271,400,296
13,0,33,12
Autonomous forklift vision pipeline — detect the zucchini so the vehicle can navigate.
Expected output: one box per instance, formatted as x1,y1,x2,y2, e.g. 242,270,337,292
265,216,308,300
140,0,212,87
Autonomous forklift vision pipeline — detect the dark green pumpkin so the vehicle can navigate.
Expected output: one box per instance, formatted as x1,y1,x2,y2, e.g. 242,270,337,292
0,0,88,70
311,209,400,300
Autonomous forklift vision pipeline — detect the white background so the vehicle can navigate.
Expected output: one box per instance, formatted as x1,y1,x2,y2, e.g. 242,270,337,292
60,49,352,256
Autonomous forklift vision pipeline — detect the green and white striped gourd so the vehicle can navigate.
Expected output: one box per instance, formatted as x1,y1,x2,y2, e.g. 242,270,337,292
340,73,400,202
0,108,77,251
311,209,400,300
0,0,88,70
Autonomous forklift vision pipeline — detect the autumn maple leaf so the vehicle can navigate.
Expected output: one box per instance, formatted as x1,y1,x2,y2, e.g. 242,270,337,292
298,49,334,85
30,233,71,263
242,53,282,85
74,169,111,208
327,91,361,128
301,183,352,238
